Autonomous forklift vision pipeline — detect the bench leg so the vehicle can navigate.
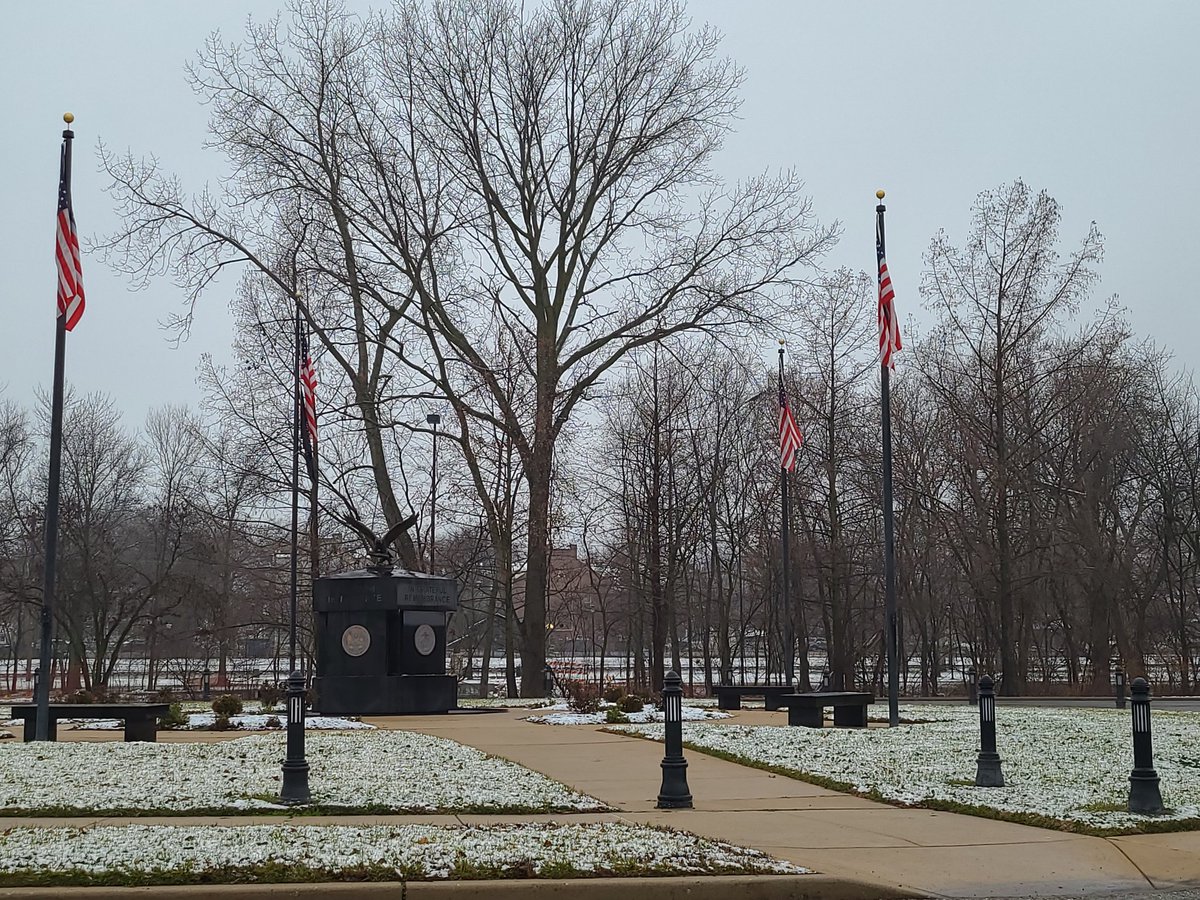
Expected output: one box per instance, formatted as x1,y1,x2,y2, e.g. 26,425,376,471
717,695,741,711
124,717,158,742
23,718,58,741
788,706,823,728
764,694,782,711
833,704,868,728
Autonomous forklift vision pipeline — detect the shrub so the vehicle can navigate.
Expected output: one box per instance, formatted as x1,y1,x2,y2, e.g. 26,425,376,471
210,714,234,731
153,689,175,704
63,689,95,704
565,680,601,714
257,684,282,710
211,694,244,717
601,684,626,704
264,715,282,729
604,706,630,724
159,702,189,729
618,694,644,713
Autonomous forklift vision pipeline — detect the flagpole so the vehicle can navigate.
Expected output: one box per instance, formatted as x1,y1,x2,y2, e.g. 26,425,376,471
35,115,77,742
877,190,899,728
779,342,794,687
280,290,310,804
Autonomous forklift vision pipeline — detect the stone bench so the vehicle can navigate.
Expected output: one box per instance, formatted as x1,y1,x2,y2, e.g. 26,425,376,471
12,703,170,742
779,691,874,728
711,684,797,711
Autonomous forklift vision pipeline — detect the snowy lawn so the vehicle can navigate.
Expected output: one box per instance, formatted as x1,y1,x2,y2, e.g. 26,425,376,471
616,704,1200,834
73,713,371,731
526,702,730,726
0,822,806,887
457,697,554,709
0,730,605,816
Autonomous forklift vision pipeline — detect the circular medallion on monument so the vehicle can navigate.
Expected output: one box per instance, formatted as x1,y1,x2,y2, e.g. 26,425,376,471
340,624,371,657
414,623,437,656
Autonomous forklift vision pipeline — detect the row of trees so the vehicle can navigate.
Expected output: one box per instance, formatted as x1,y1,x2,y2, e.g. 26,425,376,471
2,0,1195,697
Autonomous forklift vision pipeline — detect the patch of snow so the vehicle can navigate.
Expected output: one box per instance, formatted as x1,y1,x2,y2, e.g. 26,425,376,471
0,822,808,880
0,731,605,814
526,703,730,726
70,713,371,731
618,704,1200,831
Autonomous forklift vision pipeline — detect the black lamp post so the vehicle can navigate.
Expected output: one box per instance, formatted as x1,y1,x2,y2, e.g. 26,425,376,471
1114,667,1127,710
967,666,977,706
1127,677,1164,814
656,670,693,808
427,412,441,573
279,300,310,805
974,674,1004,787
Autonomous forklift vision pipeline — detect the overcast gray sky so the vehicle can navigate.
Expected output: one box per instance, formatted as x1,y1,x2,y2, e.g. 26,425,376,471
2,1,1196,426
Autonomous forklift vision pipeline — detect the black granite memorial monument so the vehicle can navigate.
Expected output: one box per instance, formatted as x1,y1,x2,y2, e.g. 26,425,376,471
313,566,458,715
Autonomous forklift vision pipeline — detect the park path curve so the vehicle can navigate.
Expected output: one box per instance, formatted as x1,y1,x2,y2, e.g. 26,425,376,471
382,707,1200,899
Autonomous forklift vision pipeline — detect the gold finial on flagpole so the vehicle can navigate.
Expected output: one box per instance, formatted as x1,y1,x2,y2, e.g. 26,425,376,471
876,189,885,200
63,112,75,124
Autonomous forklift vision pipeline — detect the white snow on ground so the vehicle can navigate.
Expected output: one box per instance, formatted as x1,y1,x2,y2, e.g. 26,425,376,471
0,730,605,814
457,697,555,709
526,702,730,726
72,713,372,731
618,704,1200,831
0,822,808,881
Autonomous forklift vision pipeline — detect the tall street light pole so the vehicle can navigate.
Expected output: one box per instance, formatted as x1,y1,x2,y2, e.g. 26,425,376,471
427,412,441,573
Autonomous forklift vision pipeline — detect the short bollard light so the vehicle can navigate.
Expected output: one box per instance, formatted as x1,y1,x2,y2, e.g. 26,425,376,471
656,670,693,809
974,674,1004,787
1114,669,1127,709
1127,677,1164,815
967,666,977,706
279,670,311,804
201,670,211,701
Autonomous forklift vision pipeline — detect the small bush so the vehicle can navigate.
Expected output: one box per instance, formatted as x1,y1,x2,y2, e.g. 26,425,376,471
211,694,244,717
565,680,601,714
153,689,175,704
257,684,282,710
604,706,629,724
618,694,644,713
159,702,188,729
601,684,626,704
63,689,95,704
210,714,234,731
264,715,282,729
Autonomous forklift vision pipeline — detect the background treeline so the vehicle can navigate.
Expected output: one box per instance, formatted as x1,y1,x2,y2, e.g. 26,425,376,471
1,0,1196,698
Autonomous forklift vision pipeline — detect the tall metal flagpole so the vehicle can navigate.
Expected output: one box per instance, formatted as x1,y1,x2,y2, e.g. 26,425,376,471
877,190,900,728
35,115,78,741
280,295,310,803
778,343,794,687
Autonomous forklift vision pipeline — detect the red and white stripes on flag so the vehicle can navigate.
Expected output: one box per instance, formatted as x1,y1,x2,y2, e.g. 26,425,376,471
56,142,84,331
300,332,317,482
877,237,901,370
779,389,803,472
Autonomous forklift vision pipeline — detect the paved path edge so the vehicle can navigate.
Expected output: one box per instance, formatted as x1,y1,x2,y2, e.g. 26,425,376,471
0,874,923,899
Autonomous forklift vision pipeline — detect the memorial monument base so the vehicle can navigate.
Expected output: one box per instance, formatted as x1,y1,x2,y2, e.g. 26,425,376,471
314,674,457,716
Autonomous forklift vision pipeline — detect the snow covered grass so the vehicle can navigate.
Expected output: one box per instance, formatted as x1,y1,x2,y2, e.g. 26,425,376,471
616,704,1200,835
526,702,730,726
0,822,807,887
457,697,555,709
0,730,605,816
73,713,371,731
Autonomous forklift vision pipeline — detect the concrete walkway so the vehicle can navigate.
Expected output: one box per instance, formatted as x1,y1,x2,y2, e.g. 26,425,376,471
381,708,1200,899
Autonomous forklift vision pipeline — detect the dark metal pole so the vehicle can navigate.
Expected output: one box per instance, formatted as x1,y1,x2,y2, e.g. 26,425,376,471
656,670,692,808
974,674,1004,787
1127,677,1163,814
35,118,77,742
877,192,899,728
427,412,441,573
779,344,794,687
280,298,309,804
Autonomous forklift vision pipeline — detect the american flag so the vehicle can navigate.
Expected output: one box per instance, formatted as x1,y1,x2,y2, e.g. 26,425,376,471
56,141,85,331
300,331,318,482
877,230,901,370
778,388,803,472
